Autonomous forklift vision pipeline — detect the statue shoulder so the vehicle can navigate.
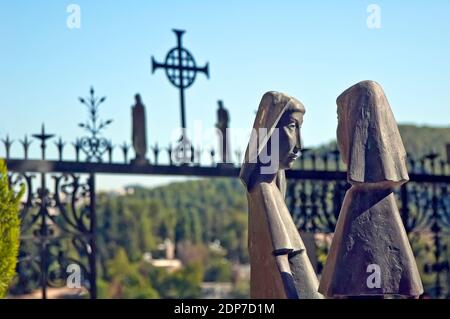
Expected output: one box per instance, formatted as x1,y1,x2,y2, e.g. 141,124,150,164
249,182,277,201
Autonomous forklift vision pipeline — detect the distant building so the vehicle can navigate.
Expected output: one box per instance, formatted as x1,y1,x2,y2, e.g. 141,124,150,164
144,238,182,272
148,258,182,272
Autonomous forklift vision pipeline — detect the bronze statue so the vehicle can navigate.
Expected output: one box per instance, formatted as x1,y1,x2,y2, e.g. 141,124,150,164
216,100,230,164
131,94,149,165
319,80,423,298
240,91,322,299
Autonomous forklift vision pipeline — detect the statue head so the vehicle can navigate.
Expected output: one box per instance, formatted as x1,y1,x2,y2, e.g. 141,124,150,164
134,93,142,105
240,91,305,193
336,80,408,186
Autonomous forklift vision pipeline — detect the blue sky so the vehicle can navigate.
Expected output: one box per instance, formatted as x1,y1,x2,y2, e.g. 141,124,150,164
1,1,449,189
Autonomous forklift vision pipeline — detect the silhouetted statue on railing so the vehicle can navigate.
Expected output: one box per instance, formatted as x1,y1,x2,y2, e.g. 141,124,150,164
131,94,149,165
319,80,423,298
240,91,322,299
216,100,230,164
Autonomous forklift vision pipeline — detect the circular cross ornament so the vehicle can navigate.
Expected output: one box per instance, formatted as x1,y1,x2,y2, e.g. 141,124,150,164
151,29,209,164
164,48,197,89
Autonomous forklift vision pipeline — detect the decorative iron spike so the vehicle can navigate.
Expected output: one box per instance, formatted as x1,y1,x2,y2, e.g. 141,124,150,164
1,135,13,159
20,135,32,160
419,158,426,173
190,144,195,163
421,150,439,175
107,140,114,163
73,138,82,162
55,137,66,161
329,147,340,171
310,152,317,170
121,142,130,163
300,147,311,170
407,153,416,174
321,152,329,171
151,143,160,165
440,160,446,175
446,143,450,165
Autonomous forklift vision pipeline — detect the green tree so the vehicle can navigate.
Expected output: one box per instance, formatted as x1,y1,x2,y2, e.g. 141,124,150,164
105,248,159,299
0,160,23,298
189,208,202,244
153,262,204,298
204,255,232,282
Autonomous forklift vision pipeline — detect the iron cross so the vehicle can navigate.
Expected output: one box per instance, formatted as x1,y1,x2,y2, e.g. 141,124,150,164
32,124,55,160
151,29,209,134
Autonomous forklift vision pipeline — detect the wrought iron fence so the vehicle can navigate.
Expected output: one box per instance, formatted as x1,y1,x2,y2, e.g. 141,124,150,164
286,150,450,298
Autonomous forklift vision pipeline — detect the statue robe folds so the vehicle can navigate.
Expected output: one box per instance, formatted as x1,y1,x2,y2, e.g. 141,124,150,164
240,91,322,299
247,180,321,299
319,81,423,297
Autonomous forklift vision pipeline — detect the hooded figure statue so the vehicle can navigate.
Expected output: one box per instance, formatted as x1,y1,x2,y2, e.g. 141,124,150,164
240,91,322,299
319,80,423,298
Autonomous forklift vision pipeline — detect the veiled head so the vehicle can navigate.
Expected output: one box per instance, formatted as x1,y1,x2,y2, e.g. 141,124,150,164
240,91,305,192
336,80,408,186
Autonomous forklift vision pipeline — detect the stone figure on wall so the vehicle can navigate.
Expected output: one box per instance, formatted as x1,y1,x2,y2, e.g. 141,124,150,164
131,94,149,165
216,100,230,164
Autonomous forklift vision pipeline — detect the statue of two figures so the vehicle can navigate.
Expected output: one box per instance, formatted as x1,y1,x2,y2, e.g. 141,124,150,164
240,81,423,299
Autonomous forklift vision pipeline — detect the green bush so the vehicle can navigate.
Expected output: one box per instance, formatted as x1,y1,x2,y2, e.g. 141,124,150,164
0,160,23,298
204,256,232,282
104,248,160,299
153,262,204,298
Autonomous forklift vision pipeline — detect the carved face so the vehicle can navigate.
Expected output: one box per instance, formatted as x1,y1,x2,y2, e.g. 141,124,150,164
276,110,304,170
